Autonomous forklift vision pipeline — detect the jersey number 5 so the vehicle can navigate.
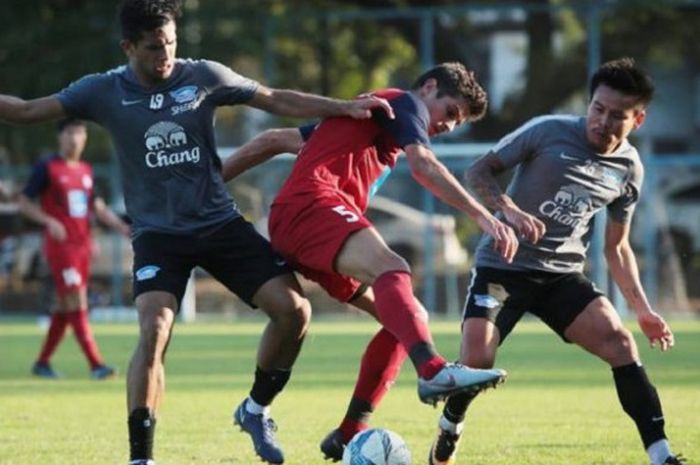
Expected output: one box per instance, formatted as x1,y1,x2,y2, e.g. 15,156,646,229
332,205,359,223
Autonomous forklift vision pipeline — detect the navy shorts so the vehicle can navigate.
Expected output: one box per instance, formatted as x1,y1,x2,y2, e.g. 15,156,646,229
462,267,605,343
131,217,292,309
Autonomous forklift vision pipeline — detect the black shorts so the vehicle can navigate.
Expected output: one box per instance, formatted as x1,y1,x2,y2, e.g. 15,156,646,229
462,267,605,343
131,217,292,309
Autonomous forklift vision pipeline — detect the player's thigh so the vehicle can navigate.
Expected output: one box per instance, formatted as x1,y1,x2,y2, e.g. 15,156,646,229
563,295,639,364
535,272,606,342
335,226,408,283
57,288,87,312
201,218,301,311
46,248,88,310
131,231,195,310
461,267,534,360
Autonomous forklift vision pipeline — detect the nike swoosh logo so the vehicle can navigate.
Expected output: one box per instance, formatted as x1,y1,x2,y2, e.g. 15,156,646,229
121,98,144,106
651,416,664,422
559,152,578,161
430,373,457,388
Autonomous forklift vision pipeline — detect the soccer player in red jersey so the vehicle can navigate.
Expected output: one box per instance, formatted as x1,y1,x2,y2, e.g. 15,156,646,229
18,118,130,380
224,62,520,460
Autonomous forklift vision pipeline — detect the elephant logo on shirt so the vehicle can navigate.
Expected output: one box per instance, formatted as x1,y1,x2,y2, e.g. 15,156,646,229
553,185,590,216
144,121,188,150
539,184,592,232
143,121,200,169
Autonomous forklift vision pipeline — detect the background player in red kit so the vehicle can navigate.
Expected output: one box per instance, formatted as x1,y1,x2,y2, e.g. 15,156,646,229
19,118,131,379
224,62,520,460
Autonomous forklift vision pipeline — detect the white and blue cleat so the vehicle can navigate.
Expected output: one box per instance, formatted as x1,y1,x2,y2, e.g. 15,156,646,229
417,363,507,406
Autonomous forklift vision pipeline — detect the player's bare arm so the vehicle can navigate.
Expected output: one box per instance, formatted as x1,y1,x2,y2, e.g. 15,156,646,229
93,197,131,237
0,95,66,125
16,193,66,241
466,151,546,243
404,143,518,263
247,85,394,120
222,128,303,182
605,219,674,351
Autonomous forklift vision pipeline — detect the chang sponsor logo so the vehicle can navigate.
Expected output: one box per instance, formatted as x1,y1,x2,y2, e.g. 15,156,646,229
143,121,201,168
538,184,592,231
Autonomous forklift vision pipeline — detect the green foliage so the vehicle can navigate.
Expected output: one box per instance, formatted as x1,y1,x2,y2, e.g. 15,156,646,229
1,319,699,464
2,1,700,160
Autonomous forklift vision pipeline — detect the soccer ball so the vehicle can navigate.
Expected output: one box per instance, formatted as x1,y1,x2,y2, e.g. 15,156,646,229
342,428,411,465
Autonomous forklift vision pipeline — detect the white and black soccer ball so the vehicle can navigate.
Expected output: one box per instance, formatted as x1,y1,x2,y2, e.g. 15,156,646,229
342,428,411,465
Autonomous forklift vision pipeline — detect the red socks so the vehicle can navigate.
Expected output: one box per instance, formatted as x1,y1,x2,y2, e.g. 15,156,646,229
65,310,103,369
372,270,445,380
37,313,69,364
339,328,407,442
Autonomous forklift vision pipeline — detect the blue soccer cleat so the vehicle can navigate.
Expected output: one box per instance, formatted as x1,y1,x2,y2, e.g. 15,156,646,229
233,399,284,464
91,364,116,380
128,460,155,465
417,363,507,406
32,362,61,379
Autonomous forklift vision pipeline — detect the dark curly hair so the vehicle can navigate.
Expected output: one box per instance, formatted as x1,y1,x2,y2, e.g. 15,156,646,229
411,62,488,122
119,0,182,43
590,57,654,106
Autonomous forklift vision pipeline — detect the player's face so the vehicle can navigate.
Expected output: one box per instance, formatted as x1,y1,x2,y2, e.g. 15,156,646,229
58,125,87,160
122,20,177,86
420,80,468,136
586,84,646,154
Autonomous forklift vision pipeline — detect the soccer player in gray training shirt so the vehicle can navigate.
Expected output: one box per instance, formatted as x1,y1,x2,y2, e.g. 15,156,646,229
428,58,684,465
0,1,398,464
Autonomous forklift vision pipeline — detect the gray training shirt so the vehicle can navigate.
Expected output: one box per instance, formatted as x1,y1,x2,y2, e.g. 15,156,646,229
475,115,644,273
56,59,259,236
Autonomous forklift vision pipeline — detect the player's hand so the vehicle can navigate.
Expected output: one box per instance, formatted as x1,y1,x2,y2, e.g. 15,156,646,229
118,223,131,238
45,217,66,241
502,204,546,244
345,96,395,120
637,310,674,351
476,213,519,263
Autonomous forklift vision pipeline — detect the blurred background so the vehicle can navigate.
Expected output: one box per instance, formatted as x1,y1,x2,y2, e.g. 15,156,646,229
0,0,699,319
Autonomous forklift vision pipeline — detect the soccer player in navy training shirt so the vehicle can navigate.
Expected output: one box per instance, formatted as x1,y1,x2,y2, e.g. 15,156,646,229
428,58,684,465
0,1,405,464
19,118,130,380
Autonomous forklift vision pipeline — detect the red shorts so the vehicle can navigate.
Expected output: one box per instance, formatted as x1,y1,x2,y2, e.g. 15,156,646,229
45,244,91,296
269,194,371,302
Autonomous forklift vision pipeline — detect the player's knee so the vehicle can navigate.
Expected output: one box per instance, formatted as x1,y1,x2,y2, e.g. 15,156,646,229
138,309,174,355
269,294,312,335
600,326,637,364
368,250,411,280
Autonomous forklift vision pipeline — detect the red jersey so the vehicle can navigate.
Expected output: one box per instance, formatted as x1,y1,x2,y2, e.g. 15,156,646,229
23,154,94,250
273,88,430,213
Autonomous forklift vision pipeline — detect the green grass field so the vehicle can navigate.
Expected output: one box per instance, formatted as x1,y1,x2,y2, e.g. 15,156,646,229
1,318,698,465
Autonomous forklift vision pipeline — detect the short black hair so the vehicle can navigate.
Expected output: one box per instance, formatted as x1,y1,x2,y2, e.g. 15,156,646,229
119,0,182,43
411,62,488,122
590,57,655,107
57,118,86,133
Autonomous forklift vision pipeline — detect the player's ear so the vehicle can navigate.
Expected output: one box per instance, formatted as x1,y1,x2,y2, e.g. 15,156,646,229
633,108,646,130
423,78,438,93
120,39,135,57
